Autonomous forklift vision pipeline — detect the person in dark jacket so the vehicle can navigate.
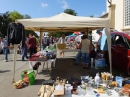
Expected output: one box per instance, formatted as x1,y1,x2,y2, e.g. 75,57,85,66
28,33,37,58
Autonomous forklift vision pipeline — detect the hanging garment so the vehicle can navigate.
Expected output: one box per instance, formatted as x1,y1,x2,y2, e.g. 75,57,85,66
100,28,108,51
7,22,25,47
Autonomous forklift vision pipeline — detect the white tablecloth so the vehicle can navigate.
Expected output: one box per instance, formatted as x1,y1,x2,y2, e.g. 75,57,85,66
56,49,79,58
51,90,126,97
29,59,55,69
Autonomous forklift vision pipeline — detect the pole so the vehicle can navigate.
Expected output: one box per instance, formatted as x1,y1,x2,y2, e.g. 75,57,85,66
40,32,43,51
12,44,18,83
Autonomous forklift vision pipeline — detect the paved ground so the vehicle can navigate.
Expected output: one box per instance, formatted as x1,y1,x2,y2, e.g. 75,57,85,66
0,54,51,97
0,53,129,97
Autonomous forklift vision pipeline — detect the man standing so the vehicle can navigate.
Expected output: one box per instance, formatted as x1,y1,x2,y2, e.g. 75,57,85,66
58,34,66,44
42,36,47,50
0,37,8,62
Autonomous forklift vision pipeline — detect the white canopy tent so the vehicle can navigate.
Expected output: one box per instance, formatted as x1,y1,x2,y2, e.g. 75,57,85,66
15,13,111,81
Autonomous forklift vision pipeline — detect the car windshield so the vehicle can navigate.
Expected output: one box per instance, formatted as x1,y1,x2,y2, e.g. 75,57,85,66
125,37,130,49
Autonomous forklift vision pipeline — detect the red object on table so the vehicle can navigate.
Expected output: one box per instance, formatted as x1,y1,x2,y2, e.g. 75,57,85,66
29,53,40,61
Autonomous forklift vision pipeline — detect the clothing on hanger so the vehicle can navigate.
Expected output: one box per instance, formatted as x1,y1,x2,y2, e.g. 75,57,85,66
7,22,25,47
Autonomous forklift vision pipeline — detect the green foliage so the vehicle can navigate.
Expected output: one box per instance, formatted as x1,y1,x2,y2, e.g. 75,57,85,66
0,11,12,36
24,14,31,19
0,11,37,37
90,15,94,18
9,11,24,22
64,9,77,16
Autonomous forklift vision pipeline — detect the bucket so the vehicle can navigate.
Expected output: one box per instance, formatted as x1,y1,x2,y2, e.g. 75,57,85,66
95,58,105,69
21,69,35,85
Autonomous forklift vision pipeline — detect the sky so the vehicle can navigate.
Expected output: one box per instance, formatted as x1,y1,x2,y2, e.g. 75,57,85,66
0,0,107,18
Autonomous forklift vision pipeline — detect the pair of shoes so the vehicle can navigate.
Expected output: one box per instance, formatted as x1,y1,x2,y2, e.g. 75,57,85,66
4,60,8,62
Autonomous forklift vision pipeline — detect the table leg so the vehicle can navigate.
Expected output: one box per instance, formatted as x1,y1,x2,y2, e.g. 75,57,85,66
30,62,37,77
36,62,39,74
47,62,48,73
43,62,45,69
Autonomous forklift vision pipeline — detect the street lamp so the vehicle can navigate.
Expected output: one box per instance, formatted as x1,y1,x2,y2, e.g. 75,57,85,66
107,0,112,5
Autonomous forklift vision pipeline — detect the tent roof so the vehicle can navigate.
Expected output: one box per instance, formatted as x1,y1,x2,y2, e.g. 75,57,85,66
16,13,109,32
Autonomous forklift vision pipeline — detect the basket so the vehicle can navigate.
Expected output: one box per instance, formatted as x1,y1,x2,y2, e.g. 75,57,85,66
14,85,23,89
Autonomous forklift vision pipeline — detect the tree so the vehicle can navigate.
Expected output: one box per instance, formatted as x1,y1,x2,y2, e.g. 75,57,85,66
64,9,77,16
0,11,12,36
9,11,24,22
9,11,38,37
24,14,31,19
90,15,94,18
0,10,37,37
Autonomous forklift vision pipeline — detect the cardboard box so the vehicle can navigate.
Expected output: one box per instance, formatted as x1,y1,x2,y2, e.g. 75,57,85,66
56,44,66,50
53,82,64,96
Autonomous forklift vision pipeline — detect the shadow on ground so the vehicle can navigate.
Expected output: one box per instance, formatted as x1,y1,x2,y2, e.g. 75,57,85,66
34,79,45,85
0,70,11,73
50,58,110,79
34,58,129,86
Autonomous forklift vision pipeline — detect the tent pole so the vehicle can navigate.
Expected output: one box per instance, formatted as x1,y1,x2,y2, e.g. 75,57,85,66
108,4,115,74
85,28,89,37
40,31,43,51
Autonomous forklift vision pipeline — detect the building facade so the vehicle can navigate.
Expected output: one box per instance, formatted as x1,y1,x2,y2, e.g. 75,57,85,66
105,0,130,32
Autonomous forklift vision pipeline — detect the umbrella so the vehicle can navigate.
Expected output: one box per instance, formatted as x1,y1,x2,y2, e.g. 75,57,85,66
69,34,76,37
73,32,82,35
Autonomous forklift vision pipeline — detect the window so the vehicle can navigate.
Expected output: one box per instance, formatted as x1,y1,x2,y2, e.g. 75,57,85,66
111,34,115,45
125,37,130,49
114,35,127,48
125,0,130,26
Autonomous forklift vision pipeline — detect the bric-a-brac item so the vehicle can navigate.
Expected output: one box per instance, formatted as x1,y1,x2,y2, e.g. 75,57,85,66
7,22,25,83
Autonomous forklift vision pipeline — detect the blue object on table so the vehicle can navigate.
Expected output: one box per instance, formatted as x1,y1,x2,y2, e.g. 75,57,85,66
115,76,123,87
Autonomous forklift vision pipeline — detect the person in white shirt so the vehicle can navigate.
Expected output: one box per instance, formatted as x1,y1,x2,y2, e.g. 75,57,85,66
0,37,8,62
58,34,66,44
75,35,81,43
58,34,66,57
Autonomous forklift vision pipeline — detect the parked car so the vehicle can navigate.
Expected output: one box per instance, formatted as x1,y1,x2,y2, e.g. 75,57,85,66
111,32,130,75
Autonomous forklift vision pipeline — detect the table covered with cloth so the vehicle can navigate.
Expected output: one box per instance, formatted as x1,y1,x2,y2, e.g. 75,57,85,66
29,53,55,69
51,90,124,97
